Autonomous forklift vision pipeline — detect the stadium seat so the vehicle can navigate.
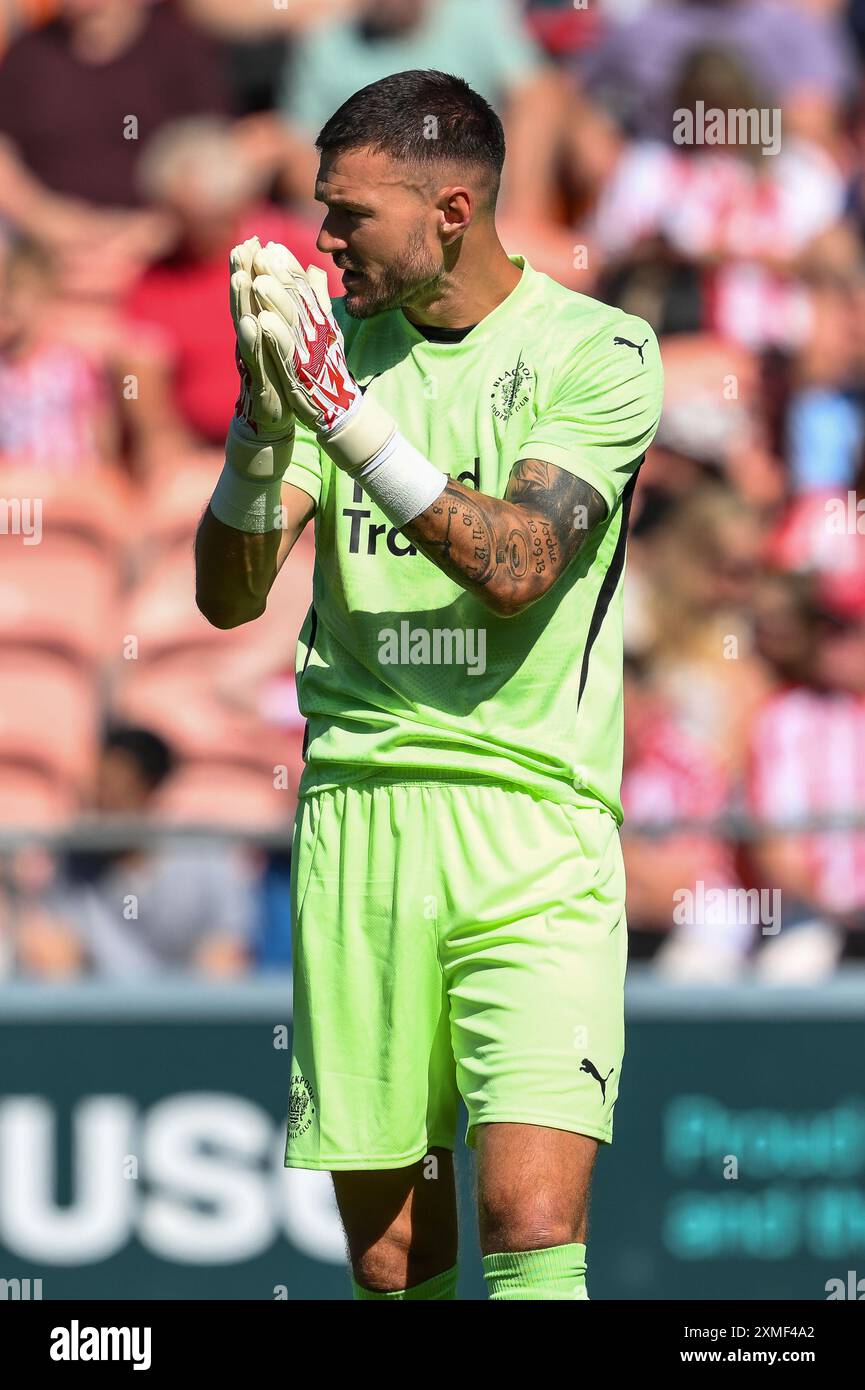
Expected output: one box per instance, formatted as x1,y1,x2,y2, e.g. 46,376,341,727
116,530,313,670
154,760,299,830
0,652,98,790
0,463,133,558
118,547,255,662
0,535,119,667
111,529,313,781
0,765,76,828
139,455,222,553
112,649,301,772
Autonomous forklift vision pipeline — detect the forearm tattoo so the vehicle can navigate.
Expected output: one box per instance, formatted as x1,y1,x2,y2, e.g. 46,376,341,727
404,459,606,616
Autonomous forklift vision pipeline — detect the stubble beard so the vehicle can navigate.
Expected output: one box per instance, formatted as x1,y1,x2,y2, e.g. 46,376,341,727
343,223,445,319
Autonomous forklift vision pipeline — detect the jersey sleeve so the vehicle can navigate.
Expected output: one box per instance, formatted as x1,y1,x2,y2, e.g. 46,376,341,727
283,419,322,508
519,315,664,514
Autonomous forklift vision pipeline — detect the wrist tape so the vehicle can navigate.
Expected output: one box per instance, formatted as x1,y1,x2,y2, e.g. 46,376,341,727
320,395,447,528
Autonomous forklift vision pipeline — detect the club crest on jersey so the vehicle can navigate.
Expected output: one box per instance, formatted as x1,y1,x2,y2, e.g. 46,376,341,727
491,352,531,422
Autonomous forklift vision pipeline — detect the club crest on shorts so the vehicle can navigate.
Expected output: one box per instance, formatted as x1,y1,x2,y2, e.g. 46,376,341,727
287,1074,316,1139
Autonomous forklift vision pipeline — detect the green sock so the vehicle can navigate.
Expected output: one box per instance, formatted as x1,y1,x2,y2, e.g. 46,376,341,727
351,1264,458,1300
482,1243,589,1300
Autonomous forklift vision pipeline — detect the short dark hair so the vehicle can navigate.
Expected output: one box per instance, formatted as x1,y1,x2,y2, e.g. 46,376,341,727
103,726,174,789
316,69,506,208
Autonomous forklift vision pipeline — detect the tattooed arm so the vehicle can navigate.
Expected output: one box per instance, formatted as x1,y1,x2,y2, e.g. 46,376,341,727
403,459,607,618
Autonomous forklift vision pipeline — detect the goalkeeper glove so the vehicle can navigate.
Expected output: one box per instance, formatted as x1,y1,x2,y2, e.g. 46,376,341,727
251,242,447,527
210,236,296,533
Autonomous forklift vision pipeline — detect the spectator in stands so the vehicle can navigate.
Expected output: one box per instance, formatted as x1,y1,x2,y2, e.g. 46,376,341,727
0,0,231,296
641,333,784,509
274,0,569,230
591,44,846,349
767,428,865,630
747,576,865,977
621,654,753,978
637,484,772,783
781,266,865,495
17,726,257,977
179,0,362,114
581,0,858,149
0,236,117,470
121,115,341,463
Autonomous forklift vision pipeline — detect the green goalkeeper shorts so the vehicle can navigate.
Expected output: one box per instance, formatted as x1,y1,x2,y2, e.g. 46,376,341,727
283,774,627,1170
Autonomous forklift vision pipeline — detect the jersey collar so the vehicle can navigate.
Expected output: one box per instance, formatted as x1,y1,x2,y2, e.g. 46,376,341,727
398,255,532,347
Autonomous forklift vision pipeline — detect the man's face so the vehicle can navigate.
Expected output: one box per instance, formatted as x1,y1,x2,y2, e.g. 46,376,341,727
315,147,446,319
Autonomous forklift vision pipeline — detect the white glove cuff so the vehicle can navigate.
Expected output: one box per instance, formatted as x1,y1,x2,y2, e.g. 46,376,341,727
210,465,286,533
318,393,397,472
318,393,446,526
224,416,295,480
211,418,295,532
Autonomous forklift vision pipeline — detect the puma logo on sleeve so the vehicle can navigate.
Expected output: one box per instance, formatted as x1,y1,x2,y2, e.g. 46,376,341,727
613,335,649,365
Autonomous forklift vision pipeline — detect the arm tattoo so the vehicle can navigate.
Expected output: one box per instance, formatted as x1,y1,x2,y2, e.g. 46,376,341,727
403,459,607,616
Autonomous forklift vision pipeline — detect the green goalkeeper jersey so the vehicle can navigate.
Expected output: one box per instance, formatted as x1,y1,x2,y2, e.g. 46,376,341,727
283,256,663,819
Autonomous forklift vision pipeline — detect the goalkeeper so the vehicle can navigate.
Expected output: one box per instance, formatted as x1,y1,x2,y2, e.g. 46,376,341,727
195,69,663,1301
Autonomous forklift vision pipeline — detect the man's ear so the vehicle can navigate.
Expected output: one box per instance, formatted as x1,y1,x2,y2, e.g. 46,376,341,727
438,186,472,242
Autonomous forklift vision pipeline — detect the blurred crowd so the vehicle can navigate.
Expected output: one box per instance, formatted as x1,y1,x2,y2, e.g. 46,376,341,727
0,0,864,982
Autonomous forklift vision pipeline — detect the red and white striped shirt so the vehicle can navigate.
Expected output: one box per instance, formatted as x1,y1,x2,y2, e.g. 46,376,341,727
0,340,106,471
747,687,865,912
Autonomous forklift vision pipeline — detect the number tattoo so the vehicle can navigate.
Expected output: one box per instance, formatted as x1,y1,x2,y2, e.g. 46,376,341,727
404,459,607,616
